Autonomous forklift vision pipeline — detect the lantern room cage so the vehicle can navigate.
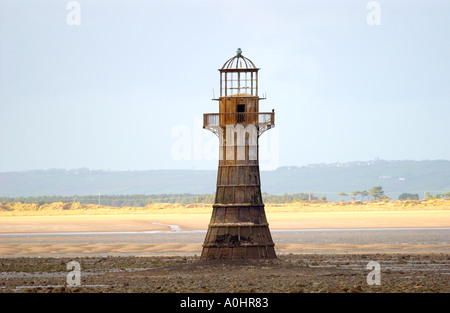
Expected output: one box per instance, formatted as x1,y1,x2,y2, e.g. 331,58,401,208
220,48,259,97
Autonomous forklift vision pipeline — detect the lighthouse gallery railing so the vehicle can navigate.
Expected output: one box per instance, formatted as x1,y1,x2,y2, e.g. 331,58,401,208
203,112,275,128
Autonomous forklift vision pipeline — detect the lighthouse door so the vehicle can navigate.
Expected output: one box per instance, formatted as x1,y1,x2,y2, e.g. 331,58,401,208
237,104,245,123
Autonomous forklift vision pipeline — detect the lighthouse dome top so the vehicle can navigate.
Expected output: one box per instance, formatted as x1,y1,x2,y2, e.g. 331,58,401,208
221,48,259,71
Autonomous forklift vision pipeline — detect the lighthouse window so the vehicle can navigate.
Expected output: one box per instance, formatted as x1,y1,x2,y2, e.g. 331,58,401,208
221,70,258,97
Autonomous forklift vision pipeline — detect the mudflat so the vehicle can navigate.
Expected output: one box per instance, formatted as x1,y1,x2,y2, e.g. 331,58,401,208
0,253,448,293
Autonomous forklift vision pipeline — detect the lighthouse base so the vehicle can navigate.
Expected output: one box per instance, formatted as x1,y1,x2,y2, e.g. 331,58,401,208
200,205,276,260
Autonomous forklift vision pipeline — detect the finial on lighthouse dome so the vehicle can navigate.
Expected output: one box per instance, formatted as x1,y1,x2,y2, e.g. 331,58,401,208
236,48,242,55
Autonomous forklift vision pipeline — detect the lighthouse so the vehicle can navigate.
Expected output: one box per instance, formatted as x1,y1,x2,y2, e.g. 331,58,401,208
201,49,276,260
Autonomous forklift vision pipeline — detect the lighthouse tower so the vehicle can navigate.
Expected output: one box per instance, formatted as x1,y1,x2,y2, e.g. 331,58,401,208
201,49,276,260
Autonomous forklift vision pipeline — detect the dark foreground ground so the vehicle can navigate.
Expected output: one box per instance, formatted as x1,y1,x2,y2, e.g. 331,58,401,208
0,253,448,293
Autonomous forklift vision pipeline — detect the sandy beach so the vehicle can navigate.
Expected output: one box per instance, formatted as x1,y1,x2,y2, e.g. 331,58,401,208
0,200,449,256
2,210,450,234
1,200,449,294
2,199,450,233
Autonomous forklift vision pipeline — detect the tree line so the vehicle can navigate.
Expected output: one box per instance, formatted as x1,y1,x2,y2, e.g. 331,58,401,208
0,192,318,207
0,194,215,207
2,189,448,207
424,191,450,199
337,187,450,201
337,186,386,201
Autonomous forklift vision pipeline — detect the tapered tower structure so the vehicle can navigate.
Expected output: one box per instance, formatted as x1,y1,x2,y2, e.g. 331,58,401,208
201,49,276,260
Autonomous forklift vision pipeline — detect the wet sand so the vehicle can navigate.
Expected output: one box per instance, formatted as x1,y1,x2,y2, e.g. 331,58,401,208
0,228,448,257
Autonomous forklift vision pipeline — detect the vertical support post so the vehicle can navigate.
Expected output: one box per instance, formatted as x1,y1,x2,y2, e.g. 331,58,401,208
224,73,228,96
220,72,223,97
255,71,258,97
251,72,254,96
237,71,240,94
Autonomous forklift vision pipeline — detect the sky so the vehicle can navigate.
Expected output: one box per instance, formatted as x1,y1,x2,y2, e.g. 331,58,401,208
0,0,449,172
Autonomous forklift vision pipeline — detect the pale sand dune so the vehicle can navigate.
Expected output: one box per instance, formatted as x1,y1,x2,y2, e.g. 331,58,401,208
0,215,180,233
266,210,450,229
1,210,449,233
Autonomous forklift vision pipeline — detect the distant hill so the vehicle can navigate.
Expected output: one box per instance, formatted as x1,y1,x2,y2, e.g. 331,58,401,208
1,160,449,201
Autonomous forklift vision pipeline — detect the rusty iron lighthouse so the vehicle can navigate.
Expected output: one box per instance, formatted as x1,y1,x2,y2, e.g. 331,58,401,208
201,48,276,260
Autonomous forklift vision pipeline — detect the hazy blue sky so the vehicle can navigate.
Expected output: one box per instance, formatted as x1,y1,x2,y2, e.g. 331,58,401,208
1,0,449,172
